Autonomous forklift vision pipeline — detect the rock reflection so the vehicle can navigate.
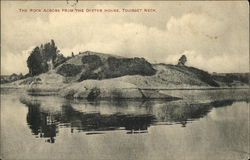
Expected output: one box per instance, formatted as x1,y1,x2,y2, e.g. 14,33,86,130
20,96,244,143
60,103,155,132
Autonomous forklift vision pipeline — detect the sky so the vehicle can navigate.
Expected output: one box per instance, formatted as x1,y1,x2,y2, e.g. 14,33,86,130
1,1,249,75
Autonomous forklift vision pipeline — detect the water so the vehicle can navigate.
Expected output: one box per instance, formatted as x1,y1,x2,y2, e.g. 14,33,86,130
1,89,249,160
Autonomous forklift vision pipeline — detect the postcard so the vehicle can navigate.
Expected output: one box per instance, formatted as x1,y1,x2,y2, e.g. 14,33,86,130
1,1,249,160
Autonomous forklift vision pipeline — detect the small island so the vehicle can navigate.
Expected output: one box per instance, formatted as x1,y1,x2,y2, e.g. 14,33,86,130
1,40,249,101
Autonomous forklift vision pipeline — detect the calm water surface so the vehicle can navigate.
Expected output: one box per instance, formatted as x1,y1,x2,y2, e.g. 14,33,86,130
1,89,249,160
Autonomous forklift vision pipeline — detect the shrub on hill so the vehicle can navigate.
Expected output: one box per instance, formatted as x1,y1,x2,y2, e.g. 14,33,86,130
77,56,156,81
81,55,103,70
106,57,156,77
56,64,82,77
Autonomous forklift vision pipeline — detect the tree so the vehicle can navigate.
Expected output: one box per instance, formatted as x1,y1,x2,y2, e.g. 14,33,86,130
41,40,57,63
178,55,187,66
27,40,63,76
27,47,45,76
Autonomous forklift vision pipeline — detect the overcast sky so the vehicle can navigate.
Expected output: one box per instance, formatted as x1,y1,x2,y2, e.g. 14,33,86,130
1,1,249,75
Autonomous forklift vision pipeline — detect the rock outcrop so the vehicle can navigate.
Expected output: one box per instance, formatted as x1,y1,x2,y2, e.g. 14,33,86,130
59,79,176,100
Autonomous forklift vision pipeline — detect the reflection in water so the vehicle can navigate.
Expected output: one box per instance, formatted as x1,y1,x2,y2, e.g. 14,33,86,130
20,97,246,143
26,103,59,143
60,103,155,132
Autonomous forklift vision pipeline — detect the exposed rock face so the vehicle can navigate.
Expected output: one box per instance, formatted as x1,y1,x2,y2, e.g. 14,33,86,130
56,52,156,81
59,79,175,100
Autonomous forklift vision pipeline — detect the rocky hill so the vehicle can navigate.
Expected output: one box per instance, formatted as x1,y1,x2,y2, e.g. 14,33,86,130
1,51,249,100
55,51,156,82
53,51,249,87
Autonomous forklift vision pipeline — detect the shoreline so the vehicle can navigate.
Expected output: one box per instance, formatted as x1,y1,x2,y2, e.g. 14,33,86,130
1,85,249,102
1,82,249,90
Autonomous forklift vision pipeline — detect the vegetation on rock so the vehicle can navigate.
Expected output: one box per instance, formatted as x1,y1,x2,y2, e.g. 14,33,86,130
105,57,156,77
55,52,156,82
56,64,82,77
